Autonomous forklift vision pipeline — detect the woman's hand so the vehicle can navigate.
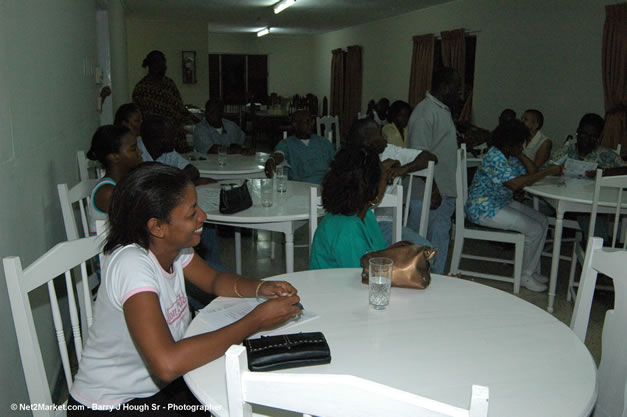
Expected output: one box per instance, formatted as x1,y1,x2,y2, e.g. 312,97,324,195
249,295,302,331
258,281,297,299
546,164,564,176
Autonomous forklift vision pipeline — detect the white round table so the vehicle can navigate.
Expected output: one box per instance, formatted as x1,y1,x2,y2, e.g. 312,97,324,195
184,269,597,417
525,176,627,312
188,153,267,180
196,179,319,274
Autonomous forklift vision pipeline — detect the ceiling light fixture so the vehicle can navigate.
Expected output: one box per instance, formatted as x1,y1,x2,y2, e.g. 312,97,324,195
257,27,270,37
273,0,296,14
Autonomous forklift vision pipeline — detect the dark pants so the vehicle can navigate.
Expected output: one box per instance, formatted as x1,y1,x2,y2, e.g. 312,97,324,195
68,378,213,416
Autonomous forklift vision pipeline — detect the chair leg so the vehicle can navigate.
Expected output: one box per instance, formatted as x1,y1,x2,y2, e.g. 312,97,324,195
450,230,464,275
567,243,578,302
513,239,524,294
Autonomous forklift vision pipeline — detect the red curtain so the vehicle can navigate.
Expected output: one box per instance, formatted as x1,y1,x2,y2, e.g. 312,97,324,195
330,48,345,120
408,34,435,107
341,45,362,139
441,28,470,121
600,3,627,152
441,29,466,90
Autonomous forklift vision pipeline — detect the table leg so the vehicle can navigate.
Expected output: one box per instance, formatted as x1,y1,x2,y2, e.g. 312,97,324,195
285,232,294,273
548,208,564,313
235,228,242,275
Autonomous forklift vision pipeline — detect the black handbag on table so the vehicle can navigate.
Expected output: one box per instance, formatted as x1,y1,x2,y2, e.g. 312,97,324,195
244,332,332,371
219,180,253,214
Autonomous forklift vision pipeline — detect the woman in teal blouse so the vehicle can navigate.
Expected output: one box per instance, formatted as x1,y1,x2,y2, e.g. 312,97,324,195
310,146,388,269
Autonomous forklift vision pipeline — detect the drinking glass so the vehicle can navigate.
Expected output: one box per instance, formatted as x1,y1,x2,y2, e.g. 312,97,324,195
260,179,273,207
369,257,393,310
276,166,287,193
218,145,227,167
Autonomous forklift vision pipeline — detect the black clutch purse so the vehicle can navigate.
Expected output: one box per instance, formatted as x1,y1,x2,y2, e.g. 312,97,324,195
244,332,331,372
219,180,253,214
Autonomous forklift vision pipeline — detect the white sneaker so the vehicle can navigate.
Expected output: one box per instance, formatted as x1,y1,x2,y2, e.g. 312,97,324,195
532,272,549,284
522,275,548,292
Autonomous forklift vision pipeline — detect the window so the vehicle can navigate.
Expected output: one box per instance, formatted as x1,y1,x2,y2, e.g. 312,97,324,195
209,54,268,105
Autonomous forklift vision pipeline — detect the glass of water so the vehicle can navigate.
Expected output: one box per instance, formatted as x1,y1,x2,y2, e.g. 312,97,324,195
369,257,393,310
276,166,287,193
260,179,273,207
217,145,227,167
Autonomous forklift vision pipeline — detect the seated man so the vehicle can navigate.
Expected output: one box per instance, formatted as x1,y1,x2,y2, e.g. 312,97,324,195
548,113,625,175
521,109,552,167
349,118,438,248
193,99,247,154
139,117,214,186
264,110,335,184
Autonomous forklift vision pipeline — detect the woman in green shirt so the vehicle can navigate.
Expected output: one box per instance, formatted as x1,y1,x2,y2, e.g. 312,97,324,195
310,145,388,269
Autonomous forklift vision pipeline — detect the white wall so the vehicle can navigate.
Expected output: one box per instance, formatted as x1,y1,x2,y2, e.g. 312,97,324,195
309,0,614,144
0,0,100,412
126,18,210,107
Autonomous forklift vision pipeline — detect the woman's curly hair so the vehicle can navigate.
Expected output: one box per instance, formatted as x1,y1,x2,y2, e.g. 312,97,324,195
321,145,382,215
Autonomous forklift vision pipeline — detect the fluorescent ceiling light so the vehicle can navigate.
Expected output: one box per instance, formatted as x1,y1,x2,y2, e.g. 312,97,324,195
273,0,296,14
257,27,270,37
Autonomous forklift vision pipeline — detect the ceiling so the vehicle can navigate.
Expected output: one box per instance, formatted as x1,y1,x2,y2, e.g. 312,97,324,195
124,0,454,35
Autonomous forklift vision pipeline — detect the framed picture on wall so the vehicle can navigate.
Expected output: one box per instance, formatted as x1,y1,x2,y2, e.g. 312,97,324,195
182,51,196,84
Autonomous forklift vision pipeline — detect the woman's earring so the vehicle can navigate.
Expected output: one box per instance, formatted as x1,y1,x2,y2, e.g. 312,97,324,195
368,199,377,207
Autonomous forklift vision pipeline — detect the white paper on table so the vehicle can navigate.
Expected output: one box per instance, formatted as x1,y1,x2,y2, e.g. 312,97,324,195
563,158,597,178
195,298,319,335
195,185,221,212
288,195,309,209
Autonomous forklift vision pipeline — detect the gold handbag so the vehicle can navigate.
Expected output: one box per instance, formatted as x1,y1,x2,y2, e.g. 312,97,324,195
360,241,436,289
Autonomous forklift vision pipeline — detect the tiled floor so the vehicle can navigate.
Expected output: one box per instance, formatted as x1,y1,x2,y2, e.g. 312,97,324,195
215,226,613,365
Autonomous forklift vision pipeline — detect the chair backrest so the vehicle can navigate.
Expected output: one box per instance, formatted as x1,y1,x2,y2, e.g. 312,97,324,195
316,115,341,152
403,160,436,236
455,146,469,227
310,185,403,248
309,186,323,250
77,150,104,181
377,184,404,243
3,235,105,416
570,237,627,417
58,179,99,240
225,345,489,417
587,169,627,249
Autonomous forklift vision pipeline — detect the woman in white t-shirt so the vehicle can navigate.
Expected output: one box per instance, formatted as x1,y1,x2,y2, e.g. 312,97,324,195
69,163,301,416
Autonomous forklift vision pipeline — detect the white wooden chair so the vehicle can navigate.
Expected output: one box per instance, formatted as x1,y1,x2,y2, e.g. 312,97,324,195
309,185,403,248
449,147,525,293
309,184,404,252
58,179,98,240
58,179,101,338
402,160,436,236
566,170,627,300
225,345,489,417
570,237,627,417
77,150,104,181
3,234,105,417
316,115,340,152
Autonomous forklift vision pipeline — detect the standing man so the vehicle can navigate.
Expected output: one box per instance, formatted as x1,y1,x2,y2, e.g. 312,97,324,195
407,67,461,275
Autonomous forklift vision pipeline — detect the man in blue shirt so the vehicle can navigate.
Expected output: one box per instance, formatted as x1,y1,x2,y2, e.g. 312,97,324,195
264,110,335,184
193,99,246,153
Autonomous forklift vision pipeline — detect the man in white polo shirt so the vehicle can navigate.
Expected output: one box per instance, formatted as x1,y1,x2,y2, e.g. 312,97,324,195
407,67,461,274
